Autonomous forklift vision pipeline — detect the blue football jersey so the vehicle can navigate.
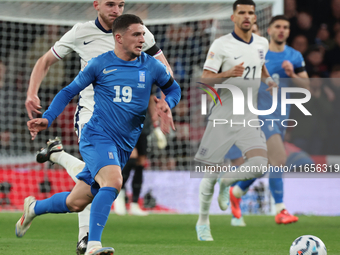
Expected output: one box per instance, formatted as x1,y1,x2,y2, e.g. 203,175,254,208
43,51,180,151
258,45,305,119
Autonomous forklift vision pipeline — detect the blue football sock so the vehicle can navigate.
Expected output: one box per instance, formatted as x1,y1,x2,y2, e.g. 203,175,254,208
269,167,284,204
34,192,71,215
89,187,119,242
237,179,256,192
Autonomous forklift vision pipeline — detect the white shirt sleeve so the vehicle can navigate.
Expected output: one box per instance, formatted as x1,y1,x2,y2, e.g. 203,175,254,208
51,23,79,60
142,25,156,52
203,39,224,73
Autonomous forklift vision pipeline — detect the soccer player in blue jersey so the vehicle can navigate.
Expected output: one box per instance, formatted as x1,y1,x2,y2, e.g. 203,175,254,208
16,14,181,255
226,15,310,226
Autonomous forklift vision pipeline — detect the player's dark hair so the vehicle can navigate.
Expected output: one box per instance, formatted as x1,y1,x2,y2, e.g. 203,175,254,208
233,0,256,11
269,15,290,26
112,14,144,34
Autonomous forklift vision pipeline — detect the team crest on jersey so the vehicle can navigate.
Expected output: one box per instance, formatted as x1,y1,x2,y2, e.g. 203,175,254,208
258,49,264,60
108,152,114,159
208,51,215,60
138,71,146,88
139,71,145,82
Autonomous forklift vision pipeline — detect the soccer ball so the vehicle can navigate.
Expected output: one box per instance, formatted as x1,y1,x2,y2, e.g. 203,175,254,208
290,235,327,255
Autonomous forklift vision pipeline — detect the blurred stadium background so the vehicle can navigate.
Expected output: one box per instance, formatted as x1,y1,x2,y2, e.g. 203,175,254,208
0,0,340,217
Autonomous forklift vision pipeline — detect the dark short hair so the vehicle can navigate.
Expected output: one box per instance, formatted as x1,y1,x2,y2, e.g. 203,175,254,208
112,14,144,34
269,15,290,26
233,0,256,11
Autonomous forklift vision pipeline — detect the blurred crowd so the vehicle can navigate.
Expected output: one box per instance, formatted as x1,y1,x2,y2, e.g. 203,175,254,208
1,0,340,169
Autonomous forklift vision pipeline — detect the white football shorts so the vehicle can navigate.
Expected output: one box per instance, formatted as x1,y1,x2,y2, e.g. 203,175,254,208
194,120,267,165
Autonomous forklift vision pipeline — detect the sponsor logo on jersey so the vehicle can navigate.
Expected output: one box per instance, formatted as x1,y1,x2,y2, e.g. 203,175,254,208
108,152,114,159
103,68,117,74
139,71,146,83
234,55,242,60
137,83,145,88
83,40,95,45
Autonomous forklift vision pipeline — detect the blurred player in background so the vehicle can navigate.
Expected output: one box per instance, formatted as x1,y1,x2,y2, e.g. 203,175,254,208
252,21,261,36
194,0,277,241
226,15,309,227
25,1,173,254
17,14,181,255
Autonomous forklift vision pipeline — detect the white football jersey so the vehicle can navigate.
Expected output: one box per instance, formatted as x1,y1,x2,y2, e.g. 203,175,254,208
51,19,160,111
204,32,269,122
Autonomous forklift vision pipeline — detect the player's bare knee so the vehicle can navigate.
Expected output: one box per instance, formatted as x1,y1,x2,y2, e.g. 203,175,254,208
66,201,88,212
98,173,123,191
270,154,287,167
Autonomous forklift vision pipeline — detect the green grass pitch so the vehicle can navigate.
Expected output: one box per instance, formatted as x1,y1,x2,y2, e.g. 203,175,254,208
1,213,339,254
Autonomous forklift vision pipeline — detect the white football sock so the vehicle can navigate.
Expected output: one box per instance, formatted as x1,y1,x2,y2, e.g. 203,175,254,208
221,156,268,187
78,204,91,241
50,151,85,183
87,241,102,251
197,172,219,226
78,226,89,242
275,203,286,214
232,185,246,199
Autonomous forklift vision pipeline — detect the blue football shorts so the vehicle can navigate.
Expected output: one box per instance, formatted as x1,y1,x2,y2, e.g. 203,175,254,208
224,144,243,161
259,115,286,140
76,123,131,195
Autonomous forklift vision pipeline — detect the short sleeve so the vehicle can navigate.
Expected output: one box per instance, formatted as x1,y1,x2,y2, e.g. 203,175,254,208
153,59,172,88
142,26,156,52
203,39,224,73
51,23,79,60
293,51,306,73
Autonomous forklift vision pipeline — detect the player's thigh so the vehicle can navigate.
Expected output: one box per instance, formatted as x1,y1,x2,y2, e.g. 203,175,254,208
66,180,93,211
74,106,93,139
266,133,286,166
245,148,267,158
195,121,237,165
235,126,267,156
95,165,123,190
130,148,138,158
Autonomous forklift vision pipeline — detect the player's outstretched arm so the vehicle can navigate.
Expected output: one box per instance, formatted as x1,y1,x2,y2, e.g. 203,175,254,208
26,50,59,119
29,79,86,141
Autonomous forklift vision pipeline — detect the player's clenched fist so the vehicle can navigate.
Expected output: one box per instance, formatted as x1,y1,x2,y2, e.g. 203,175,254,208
27,118,48,140
225,62,245,77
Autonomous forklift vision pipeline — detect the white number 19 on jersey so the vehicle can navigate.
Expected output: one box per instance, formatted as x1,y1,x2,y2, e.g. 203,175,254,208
113,85,132,103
